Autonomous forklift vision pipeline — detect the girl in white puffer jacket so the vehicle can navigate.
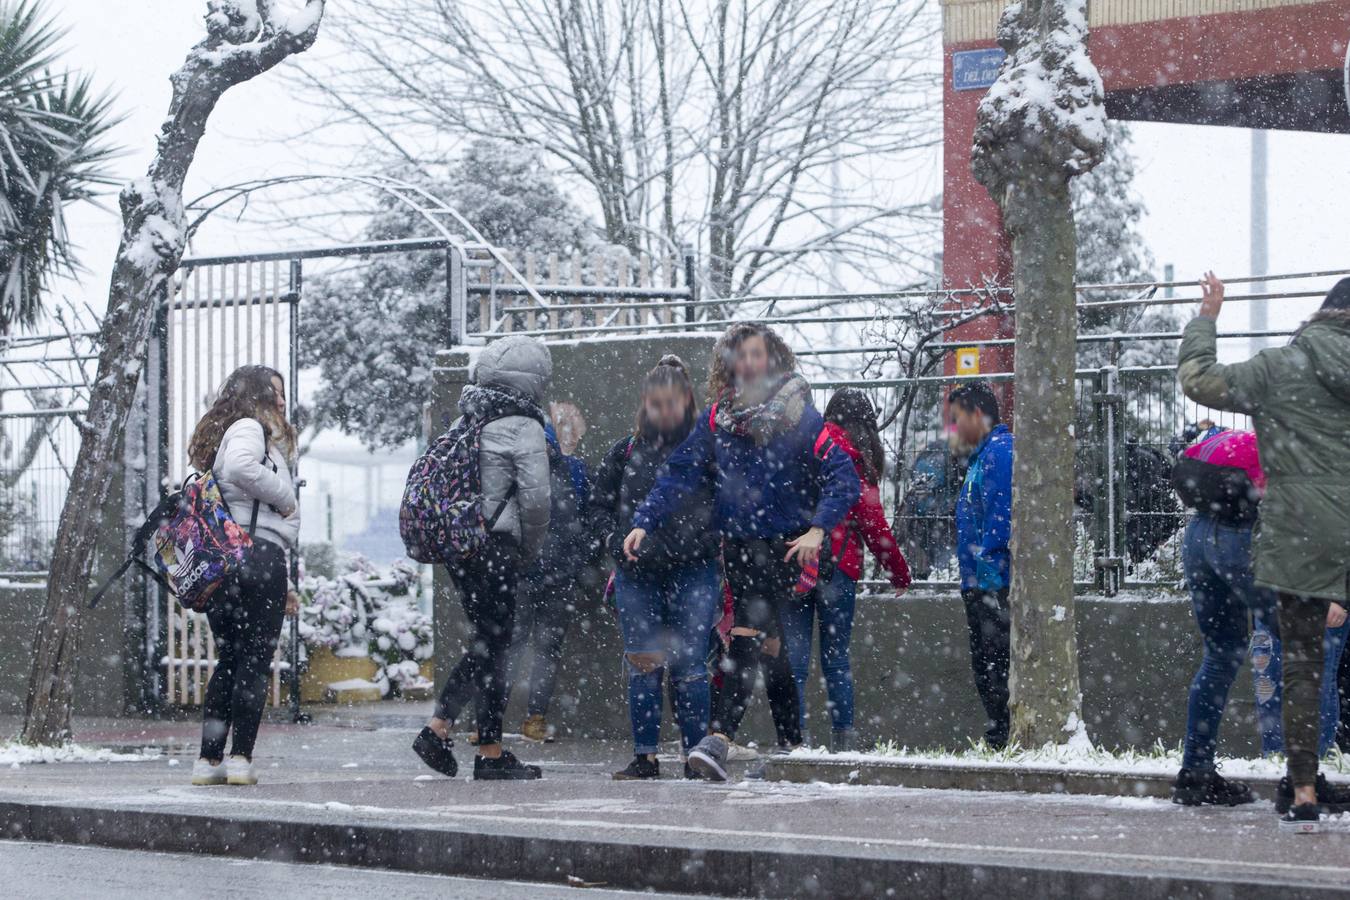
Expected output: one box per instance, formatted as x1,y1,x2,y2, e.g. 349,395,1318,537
187,366,299,788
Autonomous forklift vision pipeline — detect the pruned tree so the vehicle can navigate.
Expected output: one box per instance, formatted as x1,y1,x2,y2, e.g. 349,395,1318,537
21,0,326,746
294,0,938,297
971,0,1105,747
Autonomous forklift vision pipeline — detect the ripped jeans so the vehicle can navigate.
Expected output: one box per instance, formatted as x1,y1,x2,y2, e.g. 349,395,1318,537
614,560,721,755
1249,614,1349,758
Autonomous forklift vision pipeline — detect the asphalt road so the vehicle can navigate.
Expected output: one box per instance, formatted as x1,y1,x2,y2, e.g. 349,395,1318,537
0,840,700,899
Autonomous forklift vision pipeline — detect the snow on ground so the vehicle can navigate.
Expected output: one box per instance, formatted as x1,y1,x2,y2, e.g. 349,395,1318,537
0,742,160,767
790,741,1350,782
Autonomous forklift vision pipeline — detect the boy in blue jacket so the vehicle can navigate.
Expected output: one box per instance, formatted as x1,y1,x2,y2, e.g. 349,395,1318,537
625,323,860,780
951,381,1014,749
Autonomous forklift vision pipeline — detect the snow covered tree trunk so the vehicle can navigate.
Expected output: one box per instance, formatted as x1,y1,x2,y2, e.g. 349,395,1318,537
971,0,1104,748
22,0,325,747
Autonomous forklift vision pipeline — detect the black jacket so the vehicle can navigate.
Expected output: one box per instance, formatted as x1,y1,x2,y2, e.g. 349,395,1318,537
590,431,719,573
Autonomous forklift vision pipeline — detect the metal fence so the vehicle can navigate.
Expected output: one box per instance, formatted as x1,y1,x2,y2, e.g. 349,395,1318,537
490,265,1349,596
811,355,1255,597
465,246,698,337
0,330,98,581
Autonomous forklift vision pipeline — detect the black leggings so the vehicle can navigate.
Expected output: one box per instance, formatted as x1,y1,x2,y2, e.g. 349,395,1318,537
712,538,802,746
201,540,288,761
434,535,521,745
506,575,574,718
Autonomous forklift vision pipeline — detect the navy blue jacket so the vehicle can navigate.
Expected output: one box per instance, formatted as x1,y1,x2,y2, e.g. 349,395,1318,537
633,404,860,541
955,424,1013,592
525,425,593,585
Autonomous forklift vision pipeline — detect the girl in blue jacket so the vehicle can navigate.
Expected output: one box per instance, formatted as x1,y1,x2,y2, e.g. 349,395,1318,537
624,323,860,780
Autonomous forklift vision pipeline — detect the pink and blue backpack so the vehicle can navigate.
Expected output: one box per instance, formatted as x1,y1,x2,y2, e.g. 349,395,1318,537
91,458,269,612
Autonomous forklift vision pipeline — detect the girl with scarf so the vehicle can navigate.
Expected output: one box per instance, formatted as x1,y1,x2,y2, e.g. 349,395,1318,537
625,323,860,781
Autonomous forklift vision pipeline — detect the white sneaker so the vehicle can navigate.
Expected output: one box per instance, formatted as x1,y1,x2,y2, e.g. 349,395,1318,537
726,741,759,761
226,755,257,785
191,758,226,786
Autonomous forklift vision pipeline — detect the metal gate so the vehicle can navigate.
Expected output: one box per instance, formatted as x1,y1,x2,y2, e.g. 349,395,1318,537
151,259,300,708
0,329,99,586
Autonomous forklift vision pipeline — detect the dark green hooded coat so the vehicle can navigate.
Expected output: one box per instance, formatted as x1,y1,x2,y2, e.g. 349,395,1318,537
1178,310,1350,601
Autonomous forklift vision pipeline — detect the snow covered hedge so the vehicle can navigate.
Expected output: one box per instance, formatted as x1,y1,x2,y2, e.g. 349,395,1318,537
297,556,433,695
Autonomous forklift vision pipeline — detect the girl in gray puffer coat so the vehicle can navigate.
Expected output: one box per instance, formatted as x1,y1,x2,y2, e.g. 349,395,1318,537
188,366,299,788
414,336,553,781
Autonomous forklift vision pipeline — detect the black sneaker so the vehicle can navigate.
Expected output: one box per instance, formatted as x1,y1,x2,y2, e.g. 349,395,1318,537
612,756,660,781
1170,767,1254,807
412,727,458,777
473,750,542,781
1276,774,1350,815
1280,802,1322,834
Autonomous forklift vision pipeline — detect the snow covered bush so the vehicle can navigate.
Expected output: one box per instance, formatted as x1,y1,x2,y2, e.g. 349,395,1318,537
297,555,433,696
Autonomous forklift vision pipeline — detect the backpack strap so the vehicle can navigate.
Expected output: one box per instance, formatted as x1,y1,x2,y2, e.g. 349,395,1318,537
484,483,518,531
813,427,835,460
708,404,718,432
90,556,171,608
247,441,279,538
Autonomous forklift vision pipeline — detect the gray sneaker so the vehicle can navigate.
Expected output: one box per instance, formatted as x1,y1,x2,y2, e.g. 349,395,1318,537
687,734,729,782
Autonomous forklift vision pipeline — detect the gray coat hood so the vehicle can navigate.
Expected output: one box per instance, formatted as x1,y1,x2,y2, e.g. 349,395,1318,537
473,336,552,404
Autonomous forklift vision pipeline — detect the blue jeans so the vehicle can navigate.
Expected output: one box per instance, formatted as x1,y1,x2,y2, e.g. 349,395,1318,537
1250,616,1348,757
614,560,720,755
1181,516,1278,771
781,570,857,736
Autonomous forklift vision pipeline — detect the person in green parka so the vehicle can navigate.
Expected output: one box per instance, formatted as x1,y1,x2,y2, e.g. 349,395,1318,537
1178,273,1350,832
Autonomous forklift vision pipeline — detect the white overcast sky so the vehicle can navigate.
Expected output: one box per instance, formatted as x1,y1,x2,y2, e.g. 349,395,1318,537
55,1,1350,335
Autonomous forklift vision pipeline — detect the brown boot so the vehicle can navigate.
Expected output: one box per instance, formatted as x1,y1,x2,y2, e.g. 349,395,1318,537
521,714,552,742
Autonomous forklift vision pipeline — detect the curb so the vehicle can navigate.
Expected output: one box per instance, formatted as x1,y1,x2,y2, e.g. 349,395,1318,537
761,757,1285,801
0,798,1342,899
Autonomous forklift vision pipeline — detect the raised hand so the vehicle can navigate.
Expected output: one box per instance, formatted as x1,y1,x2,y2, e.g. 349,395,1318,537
1198,271,1225,321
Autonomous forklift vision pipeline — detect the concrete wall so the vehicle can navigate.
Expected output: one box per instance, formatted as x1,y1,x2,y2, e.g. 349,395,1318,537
456,583,1261,756
0,436,142,719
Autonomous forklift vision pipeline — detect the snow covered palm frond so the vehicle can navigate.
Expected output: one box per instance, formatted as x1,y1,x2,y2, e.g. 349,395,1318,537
971,0,1105,195
0,0,120,334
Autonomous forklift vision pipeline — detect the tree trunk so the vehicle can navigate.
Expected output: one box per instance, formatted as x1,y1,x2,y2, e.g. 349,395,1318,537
970,0,1104,747
22,1,326,746
1002,176,1083,746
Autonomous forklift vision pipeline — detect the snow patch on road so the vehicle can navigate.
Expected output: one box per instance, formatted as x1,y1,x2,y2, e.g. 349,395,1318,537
0,742,160,766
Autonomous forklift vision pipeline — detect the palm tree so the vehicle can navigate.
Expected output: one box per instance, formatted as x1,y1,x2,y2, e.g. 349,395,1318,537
0,0,119,335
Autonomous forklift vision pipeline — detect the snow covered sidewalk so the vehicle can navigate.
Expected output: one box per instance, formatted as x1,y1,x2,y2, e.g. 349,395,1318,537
766,741,1349,801
2,711,1350,898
